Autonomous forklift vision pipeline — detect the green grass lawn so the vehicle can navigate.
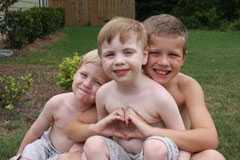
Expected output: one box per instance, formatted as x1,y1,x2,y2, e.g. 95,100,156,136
0,27,240,160
0,26,101,65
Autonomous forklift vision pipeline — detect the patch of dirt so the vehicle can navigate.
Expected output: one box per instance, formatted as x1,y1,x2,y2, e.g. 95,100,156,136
0,32,65,128
0,64,64,123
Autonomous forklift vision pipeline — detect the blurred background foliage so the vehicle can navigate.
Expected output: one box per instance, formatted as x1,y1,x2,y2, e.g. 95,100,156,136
135,0,240,30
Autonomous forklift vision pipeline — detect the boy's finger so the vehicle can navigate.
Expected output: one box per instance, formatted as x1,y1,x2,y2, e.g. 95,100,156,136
9,154,21,160
114,131,127,139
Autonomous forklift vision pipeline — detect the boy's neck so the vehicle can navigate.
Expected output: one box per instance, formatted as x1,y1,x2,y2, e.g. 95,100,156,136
70,93,92,112
161,73,180,89
115,73,148,94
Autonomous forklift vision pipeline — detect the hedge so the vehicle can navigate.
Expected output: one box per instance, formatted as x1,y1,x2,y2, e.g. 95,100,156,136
3,7,64,49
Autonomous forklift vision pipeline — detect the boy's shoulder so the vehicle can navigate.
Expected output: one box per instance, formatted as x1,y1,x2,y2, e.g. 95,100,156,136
176,73,203,93
49,92,72,101
147,77,168,93
46,92,72,107
146,78,174,102
97,80,115,94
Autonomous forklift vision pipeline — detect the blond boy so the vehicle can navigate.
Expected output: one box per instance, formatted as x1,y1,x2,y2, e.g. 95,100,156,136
82,17,190,160
11,49,109,160
143,14,225,160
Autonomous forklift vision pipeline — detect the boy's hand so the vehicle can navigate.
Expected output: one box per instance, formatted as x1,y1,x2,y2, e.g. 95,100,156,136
93,107,152,139
93,108,126,138
124,107,151,138
9,154,21,160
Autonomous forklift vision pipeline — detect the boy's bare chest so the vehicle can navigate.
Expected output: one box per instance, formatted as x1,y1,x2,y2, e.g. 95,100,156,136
104,93,159,123
54,107,80,128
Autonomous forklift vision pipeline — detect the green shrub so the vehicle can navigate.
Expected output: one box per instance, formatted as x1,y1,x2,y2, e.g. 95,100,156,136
0,74,32,110
135,0,240,30
56,53,81,90
228,19,240,31
3,7,64,49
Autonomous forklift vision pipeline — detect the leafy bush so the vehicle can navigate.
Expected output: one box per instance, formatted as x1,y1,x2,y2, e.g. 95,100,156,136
0,74,32,110
135,0,240,30
56,53,81,90
0,0,18,38
228,19,240,31
3,7,64,48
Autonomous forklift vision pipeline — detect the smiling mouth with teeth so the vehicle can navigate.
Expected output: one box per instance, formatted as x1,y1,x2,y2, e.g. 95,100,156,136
153,69,171,75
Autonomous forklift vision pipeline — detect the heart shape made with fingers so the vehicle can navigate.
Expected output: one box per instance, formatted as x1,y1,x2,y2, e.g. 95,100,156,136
97,107,145,139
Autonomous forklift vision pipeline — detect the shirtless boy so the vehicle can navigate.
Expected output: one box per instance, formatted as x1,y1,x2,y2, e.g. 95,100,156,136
143,14,225,160
11,49,109,160
64,15,225,160
82,17,190,160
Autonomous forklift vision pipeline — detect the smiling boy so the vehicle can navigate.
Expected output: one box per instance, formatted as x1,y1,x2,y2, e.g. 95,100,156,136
143,14,225,160
12,50,109,160
82,17,190,160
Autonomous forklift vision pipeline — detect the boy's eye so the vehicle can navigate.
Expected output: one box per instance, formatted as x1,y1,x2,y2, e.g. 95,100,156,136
123,50,134,56
149,51,160,57
103,52,115,58
96,81,102,86
80,72,87,78
94,79,103,86
169,53,179,57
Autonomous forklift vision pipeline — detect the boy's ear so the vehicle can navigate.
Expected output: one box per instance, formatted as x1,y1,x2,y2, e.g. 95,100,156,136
142,48,148,65
182,49,187,64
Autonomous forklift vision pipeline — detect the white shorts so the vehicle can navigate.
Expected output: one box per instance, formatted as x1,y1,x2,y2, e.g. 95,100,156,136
21,131,61,160
103,136,179,160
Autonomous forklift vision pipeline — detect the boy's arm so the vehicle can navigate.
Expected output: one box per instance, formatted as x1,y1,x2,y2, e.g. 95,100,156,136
66,109,126,141
133,79,218,152
64,86,108,142
156,79,218,152
126,94,191,159
66,87,125,141
153,93,191,160
16,98,55,155
65,108,98,142
95,88,108,121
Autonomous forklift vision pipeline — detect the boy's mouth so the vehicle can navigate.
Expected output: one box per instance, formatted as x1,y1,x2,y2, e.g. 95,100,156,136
78,87,91,95
113,69,130,77
153,68,171,75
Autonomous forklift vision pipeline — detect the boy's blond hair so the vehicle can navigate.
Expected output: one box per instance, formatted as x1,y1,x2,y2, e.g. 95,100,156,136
143,14,188,57
79,49,110,80
79,49,101,67
97,17,147,55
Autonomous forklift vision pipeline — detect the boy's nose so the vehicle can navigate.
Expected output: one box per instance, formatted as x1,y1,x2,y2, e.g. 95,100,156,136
113,55,125,66
158,55,169,66
83,78,92,88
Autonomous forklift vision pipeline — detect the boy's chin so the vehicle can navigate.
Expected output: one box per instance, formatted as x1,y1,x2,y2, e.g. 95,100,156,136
152,76,171,85
113,75,133,83
75,92,93,103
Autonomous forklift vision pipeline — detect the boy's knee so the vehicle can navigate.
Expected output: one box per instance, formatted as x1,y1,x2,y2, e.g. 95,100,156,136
84,136,107,154
143,138,168,159
191,149,225,160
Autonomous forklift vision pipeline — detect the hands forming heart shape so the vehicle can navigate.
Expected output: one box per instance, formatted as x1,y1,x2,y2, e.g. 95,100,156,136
94,107,150,139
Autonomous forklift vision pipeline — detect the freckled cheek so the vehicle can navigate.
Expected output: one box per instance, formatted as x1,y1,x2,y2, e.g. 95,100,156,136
172,60,183,66
148,56,159,64
93,86,100,94
102,61,111,68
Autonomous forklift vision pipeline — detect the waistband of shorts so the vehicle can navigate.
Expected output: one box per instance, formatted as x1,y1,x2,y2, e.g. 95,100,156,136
42,130,62,154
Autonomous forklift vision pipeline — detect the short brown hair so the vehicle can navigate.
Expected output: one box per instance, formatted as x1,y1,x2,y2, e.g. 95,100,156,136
143,14,188,56
98,17,147,55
